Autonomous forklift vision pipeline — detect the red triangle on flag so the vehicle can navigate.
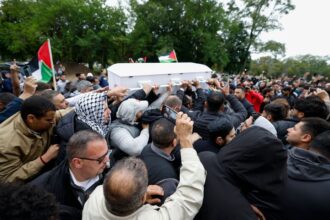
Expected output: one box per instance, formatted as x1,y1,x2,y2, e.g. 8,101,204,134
169,50,177,61
38,40,53,69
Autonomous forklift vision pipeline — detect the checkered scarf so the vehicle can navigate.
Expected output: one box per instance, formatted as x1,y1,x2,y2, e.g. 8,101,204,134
75,93,110,136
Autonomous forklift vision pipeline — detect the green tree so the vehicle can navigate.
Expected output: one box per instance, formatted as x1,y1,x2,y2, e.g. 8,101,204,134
1,0,296,74
250,56,285,77
250,55,330,77
0,0,39,60
222,21,250,74
226,0,294,70
258,40,286,59
128,0,228,68
284,55,330,77
0,0,127,66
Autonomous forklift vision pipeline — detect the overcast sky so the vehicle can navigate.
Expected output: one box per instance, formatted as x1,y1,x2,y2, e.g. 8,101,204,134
258,0,330,58
107,0,330,58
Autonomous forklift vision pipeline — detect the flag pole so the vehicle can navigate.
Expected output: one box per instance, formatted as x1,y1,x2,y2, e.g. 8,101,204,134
48,39,57,91
173,49,178,63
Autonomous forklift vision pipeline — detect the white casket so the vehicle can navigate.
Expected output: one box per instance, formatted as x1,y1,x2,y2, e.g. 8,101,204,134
107,62,212,90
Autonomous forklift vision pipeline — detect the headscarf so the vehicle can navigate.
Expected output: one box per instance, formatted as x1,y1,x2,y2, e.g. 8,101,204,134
116,98,149,125
75,93,110,136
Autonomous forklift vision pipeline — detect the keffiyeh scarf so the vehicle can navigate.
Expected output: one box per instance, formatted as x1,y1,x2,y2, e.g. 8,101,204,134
75,93,110,136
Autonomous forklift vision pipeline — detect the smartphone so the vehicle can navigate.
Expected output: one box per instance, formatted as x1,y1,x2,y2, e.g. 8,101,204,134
163,105,177,122
309,87,316,93
51,133,59,145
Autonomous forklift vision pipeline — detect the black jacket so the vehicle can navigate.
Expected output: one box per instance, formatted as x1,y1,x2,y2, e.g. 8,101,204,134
55,111,92,164
193,139,220,154
276,94,297,108
241,98,255,117
273,118,298,144
195,126,287,220
176,88,206,111
282,148,330,220
30,161,81,209
139,144,179,184
139,144,180,205
187,94,247,139
29,161,103,220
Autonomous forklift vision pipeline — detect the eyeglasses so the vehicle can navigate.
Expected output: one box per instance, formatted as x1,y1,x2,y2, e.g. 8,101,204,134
78,150,111,164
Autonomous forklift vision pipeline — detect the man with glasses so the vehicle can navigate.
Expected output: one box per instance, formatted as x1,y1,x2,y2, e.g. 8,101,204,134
83,112,207,220
30,130,110,220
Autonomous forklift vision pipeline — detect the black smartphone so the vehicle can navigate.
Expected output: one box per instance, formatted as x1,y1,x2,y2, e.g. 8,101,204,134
51,133,59,145
309,87,316,93
163,105,177,123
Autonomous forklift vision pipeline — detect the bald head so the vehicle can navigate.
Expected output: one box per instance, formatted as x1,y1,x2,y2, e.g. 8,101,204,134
103,158,148,216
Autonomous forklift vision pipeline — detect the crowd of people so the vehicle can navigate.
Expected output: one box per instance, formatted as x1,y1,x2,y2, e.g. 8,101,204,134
0,63,330,220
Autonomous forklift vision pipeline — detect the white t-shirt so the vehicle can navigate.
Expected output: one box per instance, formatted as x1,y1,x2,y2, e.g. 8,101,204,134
69,169,100,191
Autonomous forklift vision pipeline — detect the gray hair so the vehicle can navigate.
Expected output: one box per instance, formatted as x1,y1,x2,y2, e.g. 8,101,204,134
76,80,93,92
38,90,60,102
66,130,105,160
164,95,182,109
103,157,148,216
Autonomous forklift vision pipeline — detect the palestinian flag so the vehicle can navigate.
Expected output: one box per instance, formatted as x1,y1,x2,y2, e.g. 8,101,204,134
32,39,54,83
158,50,178,63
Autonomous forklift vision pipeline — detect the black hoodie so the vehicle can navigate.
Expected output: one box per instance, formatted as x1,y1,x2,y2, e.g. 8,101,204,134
283,147,330,220
195,126,287,220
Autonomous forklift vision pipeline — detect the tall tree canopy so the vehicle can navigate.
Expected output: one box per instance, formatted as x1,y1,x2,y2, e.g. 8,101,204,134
0,0,295,73
127,0,294,72
127,0,228,68
225,0,294,70
0,0,127,66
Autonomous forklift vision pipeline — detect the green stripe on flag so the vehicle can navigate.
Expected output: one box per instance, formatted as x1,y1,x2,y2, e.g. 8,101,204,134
40,61,53,83
159,59,176,63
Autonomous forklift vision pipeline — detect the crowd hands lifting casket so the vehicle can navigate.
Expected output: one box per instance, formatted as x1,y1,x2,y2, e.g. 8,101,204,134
0,71,330,220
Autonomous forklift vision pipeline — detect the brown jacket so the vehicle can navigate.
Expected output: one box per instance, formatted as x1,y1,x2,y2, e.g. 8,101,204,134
0,109,71,182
